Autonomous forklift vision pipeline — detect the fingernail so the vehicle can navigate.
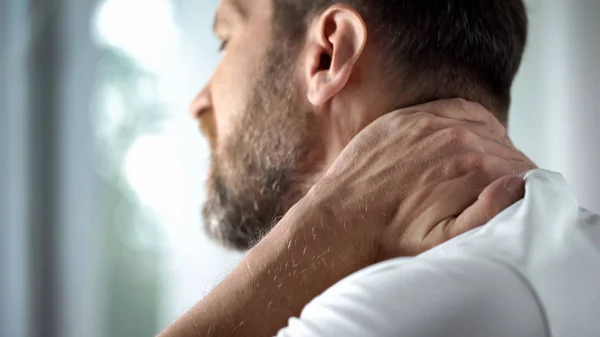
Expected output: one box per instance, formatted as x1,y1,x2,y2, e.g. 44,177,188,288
506,177,524,195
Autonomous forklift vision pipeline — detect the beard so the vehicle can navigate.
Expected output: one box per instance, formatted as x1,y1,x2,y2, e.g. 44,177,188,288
201,46,319,251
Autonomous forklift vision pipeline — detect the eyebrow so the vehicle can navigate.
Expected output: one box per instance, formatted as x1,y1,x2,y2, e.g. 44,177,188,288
213,0,245,33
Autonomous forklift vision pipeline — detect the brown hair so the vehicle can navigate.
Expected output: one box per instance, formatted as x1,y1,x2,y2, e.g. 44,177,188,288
272,0,528,123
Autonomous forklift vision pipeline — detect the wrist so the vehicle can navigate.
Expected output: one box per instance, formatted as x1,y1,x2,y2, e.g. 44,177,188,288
274,183,381,275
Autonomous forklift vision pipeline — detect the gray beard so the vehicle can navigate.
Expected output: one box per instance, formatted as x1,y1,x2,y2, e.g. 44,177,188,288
201,43,318,250
202,164,292,250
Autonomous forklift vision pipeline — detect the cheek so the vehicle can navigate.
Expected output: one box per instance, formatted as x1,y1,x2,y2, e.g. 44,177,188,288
210,63,246,147
210,40,265,150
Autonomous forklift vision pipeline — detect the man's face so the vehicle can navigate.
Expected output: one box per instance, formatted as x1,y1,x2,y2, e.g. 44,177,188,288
191,0,319,250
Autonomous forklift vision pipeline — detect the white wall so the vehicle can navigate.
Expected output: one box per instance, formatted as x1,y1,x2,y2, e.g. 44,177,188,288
510,1,600,212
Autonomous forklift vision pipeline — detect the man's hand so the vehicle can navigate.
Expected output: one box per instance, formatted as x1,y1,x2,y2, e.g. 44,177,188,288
159,99,536,337
312,98,535,260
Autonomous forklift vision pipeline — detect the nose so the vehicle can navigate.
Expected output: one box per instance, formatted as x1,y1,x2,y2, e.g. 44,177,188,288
190,84,211,119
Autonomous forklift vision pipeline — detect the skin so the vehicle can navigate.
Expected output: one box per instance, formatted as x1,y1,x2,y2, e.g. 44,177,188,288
161,0,536,336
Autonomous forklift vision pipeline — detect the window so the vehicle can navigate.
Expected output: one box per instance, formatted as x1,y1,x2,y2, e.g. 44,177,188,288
92,0,242,334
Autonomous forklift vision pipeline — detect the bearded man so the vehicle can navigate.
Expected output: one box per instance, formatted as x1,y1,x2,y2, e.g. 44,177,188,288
160,1,600,336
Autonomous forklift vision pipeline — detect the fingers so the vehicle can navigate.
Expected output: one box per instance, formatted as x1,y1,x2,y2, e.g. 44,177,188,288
387,110,517,161
395,98,503,131
450,152,534,180
424,128,524,163
451,175,525,236
405,173,487,251
388,110,505,140
347,98,529,259
412,175,525,253
392,157,530,255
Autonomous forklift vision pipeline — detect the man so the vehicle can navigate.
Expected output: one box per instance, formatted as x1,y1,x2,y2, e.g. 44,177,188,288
160,0,600,336
194,0,528,251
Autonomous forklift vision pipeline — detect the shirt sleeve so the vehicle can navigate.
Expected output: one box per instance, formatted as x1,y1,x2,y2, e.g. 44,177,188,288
276,254,548,337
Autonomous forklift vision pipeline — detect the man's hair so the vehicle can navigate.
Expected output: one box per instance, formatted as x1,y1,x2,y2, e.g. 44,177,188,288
272,0,528,123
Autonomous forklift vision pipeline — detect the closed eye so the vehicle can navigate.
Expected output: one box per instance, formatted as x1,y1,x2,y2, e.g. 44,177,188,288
219,39,229,52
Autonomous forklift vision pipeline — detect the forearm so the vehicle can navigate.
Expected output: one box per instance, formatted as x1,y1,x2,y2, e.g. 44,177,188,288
158,194,379,337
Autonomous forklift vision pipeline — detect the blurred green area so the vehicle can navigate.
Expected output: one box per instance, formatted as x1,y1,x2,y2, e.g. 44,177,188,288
95,47,166,337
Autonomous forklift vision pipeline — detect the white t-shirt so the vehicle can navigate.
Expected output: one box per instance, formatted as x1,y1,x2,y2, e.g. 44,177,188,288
277,169,600,337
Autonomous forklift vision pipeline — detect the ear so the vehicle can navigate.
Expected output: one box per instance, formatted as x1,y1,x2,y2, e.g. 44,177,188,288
304,5,367,106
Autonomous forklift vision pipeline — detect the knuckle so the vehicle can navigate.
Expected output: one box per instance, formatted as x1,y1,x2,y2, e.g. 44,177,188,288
400,112,437,141
439,127,469,147
452,98,496,123
468,153,487,170
483,110,497,125
387,113,408,129
414,112,436,131
458,152,488,174
421,163,443,182
453,97,471,111
381,110,402,124
447,97,473,116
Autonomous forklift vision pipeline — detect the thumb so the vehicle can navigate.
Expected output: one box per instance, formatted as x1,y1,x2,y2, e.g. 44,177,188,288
451,175,526,237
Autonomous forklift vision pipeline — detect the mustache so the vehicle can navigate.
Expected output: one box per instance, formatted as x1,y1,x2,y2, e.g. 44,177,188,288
198,106,211,117
199,108,217,148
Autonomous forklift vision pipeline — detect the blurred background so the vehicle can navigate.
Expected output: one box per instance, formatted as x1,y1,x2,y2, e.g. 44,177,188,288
0,1,598,337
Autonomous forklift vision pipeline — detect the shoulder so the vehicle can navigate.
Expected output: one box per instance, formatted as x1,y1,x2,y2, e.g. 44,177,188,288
277,254,548,337
278,169,600,337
